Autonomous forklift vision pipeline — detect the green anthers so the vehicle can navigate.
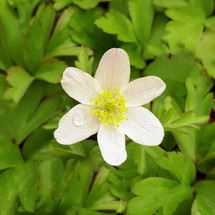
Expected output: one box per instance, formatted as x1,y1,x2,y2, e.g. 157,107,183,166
89,87,128,127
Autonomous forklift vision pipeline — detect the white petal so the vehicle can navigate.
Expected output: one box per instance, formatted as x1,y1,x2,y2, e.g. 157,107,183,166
97,124,127,166
54,104,100,145
120,76,166,107
61,67,103,105
120,107,164,146
95,48,130,93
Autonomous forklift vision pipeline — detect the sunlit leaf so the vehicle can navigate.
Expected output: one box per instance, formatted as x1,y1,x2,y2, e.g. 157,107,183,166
157,152,196,185
129,0,154,49
36,58,67,84
128,177,193,215
75,47,94,75
95,11,136,43
3,66,34,103
192,181,215,215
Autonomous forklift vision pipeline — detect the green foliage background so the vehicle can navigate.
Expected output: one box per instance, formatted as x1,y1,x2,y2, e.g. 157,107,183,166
0,0,215,214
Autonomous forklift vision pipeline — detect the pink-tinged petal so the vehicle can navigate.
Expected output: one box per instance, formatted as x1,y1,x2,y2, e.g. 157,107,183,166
120,76,166,107
97,124,127,166
54,104,100,145
61,67,103,105
95,48,130,93
120,107,164,146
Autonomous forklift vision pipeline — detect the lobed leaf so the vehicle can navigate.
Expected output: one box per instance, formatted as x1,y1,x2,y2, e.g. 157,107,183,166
157,151,196,185
95,11,136,43
192,181,215,215
0,0,24,66
36,58,67,84
129,0,154,49
46,7,85,58
3,66,34,104
23,4,55,74
128,177,193,215
75,46,94,75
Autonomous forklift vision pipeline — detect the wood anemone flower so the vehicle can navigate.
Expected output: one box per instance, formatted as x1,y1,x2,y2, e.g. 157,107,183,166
54,48,166,166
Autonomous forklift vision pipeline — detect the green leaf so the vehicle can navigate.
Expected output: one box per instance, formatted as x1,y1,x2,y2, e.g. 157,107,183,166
57,160,94,213
35,157,65,213
3,66,34,103
46,7,87,58
17,97,62,143
75,47,94,75
163,6,205,53
11,0,40,32
95,11,136,42
146,14,168,57
18,99,62,143
157,152,196,185
0,169,17,215
161,96,208,133
196,32,215,79
86,167,124,211
108,171,132,201
0,135,23,171
207,166,215,180
153,0,189,8
0,27,13,71
38,140,86,159
144,53,195,108
24,4,55,74
109,0,130,16
121,43,145,69
192,181,215,215
196,123,215,163
54,0,108,10
161,99,208,134
134,145,148,175
0,0,24,66
205,16,215,30
36,58,67,84
0,74,11,112
0,82,64,144
191,0,214,16
169,111,208,128
201,143,215,162
81,139,97,154
185,66,213,115
173,193,194,215
173,128,197,160
172,122,214,165
168,67,213,161
0,161,39,214
72,0,108,10
53,0,73,10
143,145,166,160
158,91,209,161
128,177,193,215
17,161,38,212
165,21,202,54
42,116,60,130
144,53,194,82
129,0,154,49
23,128,54,160
79,208,115,215
69,7,112,51
166,6,205,22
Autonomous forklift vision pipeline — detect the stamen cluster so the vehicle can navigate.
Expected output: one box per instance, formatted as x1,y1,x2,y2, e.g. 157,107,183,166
89,87,128,127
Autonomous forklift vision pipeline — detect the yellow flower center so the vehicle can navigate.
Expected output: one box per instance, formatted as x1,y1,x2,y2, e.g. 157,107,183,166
89,87,128,127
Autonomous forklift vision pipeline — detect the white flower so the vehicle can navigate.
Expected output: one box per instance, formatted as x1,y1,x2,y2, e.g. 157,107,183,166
54,48,166,166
